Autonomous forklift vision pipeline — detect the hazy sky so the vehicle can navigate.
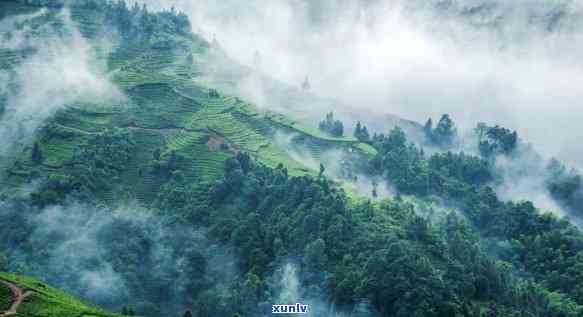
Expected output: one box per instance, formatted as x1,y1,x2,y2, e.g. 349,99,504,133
140,0,583,168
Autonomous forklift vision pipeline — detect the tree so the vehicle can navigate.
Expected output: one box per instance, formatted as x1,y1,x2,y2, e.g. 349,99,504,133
209,89,219,98
304,238,328,271
236,152,252,174
31,141,43,164
183,310,193,317
432,114,457,147
354,121,370,142
332,120,344,136
319,112,344,137
423,118,433,141
476,124,518,157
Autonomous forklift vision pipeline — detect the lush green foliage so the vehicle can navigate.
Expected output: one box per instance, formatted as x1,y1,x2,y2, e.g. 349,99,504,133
424,114,458,147
3,1,583,317
546,158,583,217
364,124,583,314
318,112,344,137
17,0,191,40
168,155,582,316
354,121,371,142
30,128,135,207
0,273,122,317
475,123,518,158
0,283,12,311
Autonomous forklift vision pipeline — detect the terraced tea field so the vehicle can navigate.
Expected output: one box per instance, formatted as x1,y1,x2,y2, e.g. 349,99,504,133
0,2,377,205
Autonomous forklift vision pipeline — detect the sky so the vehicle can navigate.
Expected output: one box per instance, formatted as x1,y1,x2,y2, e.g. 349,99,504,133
140,0,583,168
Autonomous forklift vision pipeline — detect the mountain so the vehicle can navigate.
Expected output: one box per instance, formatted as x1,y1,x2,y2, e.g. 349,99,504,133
3,1,583,317
0,0,377,205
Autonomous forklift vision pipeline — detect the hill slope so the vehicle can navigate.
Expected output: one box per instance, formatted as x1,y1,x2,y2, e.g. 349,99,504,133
0,1,376,206
6,2,583,317
0,273,121,317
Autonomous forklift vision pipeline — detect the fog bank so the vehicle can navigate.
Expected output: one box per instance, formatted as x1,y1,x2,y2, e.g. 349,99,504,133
0,8,121,156
140,0,583,168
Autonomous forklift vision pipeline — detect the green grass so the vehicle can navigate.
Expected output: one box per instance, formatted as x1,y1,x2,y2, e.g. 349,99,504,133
356,143,378,156
265,112,358,142
0,282,12,311
0,273,122,317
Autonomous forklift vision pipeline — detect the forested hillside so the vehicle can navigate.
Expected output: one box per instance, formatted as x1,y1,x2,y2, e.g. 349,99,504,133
2,1,583,317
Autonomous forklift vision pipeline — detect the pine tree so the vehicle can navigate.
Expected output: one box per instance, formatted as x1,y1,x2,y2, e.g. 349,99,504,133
354,121,362,138
319,112,343,137
433,114,456,147
424,118,433,141
354,121,370,142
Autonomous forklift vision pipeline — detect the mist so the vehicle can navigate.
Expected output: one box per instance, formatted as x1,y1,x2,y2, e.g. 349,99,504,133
0,8,122,156
0,199,240,316
2,1,583,315
137,0,583,169
274,131,393,199
493,144,568,215
270,262,379,317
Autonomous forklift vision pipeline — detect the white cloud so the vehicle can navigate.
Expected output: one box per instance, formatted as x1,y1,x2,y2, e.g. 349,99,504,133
0,9,122,155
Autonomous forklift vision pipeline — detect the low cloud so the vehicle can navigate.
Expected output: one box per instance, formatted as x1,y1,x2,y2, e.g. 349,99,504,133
0,199,239,316
138,0,583,169
270,262,379,317
0,8,122,155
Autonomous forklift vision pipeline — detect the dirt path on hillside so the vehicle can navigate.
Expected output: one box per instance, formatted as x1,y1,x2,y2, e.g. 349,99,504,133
0,280,33,317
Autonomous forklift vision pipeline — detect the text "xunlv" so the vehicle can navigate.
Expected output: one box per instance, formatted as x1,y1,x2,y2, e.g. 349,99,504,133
272,303,309,314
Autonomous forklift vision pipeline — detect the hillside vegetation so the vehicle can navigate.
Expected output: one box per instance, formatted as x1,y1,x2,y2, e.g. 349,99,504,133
3,1,583,317
0,1,372,207
0,273,122,317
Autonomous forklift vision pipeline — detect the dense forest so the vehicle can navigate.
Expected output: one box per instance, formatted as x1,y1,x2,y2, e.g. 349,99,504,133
5,116,583,316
